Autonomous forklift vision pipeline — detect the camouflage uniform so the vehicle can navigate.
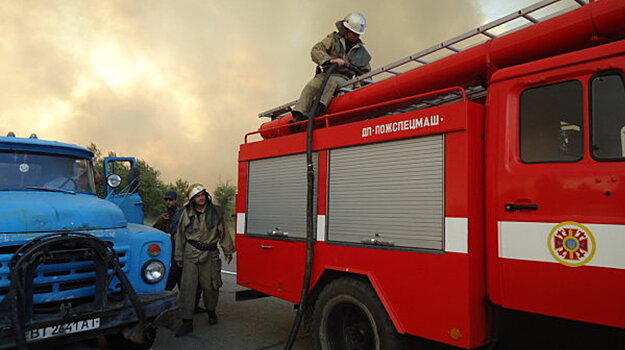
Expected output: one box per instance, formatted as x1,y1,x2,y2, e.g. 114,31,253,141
153,207,177,233
292,21,372,117
174,203,234,320
154,206,183,291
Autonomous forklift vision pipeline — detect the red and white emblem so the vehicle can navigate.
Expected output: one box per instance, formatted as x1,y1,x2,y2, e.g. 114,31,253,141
548,221,596,267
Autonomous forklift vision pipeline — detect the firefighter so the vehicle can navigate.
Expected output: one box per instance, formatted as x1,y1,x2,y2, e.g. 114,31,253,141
291,12,372,122
174,184,234,337
160,191,207,312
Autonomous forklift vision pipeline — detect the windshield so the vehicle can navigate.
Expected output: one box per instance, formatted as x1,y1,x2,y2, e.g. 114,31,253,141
0,151,96,194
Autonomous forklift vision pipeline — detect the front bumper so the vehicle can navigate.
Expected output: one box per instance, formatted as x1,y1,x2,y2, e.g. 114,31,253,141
0,291,177,349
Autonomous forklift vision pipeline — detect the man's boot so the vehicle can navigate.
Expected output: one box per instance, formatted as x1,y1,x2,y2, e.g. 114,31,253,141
289,111,306,133
175,319,193,337
207,310,218,325
291,110,305,122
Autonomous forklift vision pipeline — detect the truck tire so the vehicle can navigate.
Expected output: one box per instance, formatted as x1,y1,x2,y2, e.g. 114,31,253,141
102,326,156,350
312,277,406,350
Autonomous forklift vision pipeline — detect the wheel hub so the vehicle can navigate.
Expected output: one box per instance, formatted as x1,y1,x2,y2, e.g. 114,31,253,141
328,302,375,350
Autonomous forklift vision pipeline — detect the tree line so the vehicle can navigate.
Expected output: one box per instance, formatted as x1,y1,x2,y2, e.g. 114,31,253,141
87,143,235,223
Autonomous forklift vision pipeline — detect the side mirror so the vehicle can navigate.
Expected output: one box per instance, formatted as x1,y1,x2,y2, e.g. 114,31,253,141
107,174,122,188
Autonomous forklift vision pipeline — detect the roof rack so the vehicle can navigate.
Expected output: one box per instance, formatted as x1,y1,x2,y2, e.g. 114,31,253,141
259,0,588,119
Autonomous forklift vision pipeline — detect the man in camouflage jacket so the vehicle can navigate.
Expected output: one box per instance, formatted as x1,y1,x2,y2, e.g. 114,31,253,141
153,190,181,290
292,12,371,121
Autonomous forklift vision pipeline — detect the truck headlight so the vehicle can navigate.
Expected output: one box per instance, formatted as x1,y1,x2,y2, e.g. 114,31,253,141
106,174,122,188
142,260,165,284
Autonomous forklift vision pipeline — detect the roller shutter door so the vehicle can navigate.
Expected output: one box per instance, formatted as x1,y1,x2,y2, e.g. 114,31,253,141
247,153,318,238
328,136,444,249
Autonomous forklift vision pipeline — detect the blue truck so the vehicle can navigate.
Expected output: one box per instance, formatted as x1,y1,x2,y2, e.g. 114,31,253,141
0,134,176,349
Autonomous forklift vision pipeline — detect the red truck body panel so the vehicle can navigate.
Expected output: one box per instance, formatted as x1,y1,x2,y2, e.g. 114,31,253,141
239,101,489,348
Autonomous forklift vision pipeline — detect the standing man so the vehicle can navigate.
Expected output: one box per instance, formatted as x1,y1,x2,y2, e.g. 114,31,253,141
291,12,371,122
153,190,178,232
174,184,234,337
153,191,181,291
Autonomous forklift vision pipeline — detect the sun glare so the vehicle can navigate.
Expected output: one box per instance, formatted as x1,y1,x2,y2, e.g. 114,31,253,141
89,44,161,88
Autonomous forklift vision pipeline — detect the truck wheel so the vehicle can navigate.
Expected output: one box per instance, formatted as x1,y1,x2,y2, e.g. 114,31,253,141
103,326,156,350
312,277,406,350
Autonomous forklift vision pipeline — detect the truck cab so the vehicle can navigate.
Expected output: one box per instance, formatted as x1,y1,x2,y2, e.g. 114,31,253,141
0,134,176,349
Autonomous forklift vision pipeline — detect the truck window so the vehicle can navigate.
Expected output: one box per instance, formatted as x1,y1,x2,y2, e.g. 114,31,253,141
519,80,583,163
591,72,625,160
0,151,96,193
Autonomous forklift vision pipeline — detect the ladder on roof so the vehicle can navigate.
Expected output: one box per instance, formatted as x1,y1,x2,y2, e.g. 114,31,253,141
259,0,589,119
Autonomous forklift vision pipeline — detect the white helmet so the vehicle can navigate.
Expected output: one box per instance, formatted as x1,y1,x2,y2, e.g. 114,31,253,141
343,12,367,35
187,183,207,200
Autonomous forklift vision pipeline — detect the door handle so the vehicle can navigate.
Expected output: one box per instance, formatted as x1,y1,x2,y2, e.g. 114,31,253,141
267,227,288,237
267,231,288,237
505,203,538,212
360,238,395,247
260,245,273,249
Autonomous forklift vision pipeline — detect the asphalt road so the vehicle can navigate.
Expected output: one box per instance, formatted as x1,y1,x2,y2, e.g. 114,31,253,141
152,258,313,350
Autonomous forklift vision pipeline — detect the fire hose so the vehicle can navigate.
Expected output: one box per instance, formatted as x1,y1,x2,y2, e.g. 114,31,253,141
283,61,362,350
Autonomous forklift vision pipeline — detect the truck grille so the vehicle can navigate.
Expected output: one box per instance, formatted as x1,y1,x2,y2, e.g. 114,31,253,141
0,241,130,304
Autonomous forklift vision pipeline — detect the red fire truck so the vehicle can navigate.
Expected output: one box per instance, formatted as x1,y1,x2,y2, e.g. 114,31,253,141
236,0,625,348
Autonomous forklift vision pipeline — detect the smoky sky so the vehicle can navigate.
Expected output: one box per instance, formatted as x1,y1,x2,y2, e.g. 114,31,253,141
0,0,537,189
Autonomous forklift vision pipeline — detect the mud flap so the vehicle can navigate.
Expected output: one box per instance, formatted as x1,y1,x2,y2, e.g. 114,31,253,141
123,322,153,344
151,309,179,331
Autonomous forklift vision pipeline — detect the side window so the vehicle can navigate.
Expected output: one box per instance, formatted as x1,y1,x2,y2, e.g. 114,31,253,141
591,72,625,160
519,80,583,163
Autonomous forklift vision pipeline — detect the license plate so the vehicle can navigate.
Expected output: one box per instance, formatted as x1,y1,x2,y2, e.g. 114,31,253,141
26,317,100,342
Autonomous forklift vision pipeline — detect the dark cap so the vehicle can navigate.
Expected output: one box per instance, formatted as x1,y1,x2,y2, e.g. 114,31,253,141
164,191,178,200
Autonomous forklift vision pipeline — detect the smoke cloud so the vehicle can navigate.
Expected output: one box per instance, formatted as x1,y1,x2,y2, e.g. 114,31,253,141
0,0,536,189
